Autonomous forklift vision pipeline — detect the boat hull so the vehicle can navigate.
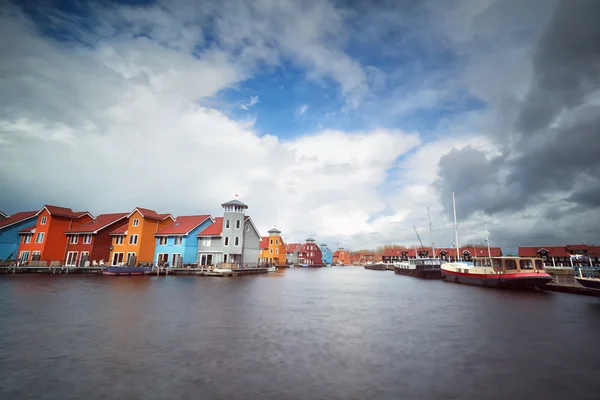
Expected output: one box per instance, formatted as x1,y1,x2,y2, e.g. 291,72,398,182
575,277,600,291
394,267,443,279
102,266,153,276
364,263,387,271
442,269,553,290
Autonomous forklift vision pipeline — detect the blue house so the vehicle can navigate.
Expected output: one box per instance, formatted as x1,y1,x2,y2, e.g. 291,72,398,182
0,211,39,261
154,215,213,267
320,243,333,266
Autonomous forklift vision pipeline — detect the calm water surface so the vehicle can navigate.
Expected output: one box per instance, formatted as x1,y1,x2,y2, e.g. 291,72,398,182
1,267,599,400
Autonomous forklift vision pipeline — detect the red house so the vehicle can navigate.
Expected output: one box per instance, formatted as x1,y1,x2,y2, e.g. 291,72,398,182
519,244,600,267
17,205,93,265
64,213,128,266
298,238,322,266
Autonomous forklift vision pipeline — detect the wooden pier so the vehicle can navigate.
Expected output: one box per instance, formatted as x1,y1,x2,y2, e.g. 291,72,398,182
543,270,600,297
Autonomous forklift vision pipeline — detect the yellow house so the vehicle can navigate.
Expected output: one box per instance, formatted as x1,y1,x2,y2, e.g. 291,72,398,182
108,207,173,266
258,228,287,265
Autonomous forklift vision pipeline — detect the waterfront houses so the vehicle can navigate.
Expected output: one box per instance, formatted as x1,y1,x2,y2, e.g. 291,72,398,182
320,243,333,265
332,247,350,265
154,215,213,267
17,206,93,265
196,199,261,268
0,211,38,261
258,228,287,265
382,246,502,262
64,213,128,266
108,208,174,266
286,243,302,265
298,238,322,266
519,244,600,267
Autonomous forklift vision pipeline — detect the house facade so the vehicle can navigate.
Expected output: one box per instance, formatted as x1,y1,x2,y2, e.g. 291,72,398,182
286,243,302,265
320,243,333,265
154,215,213,267
332,248,350,265
108,207,174,266
0,211,38,261
258,228,287,265
519,244,600,267
196,199,261,268
17,206,93,265
298,238,322,266
64,213,128,267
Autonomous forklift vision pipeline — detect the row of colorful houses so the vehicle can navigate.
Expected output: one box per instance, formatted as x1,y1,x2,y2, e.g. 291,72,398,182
0,199,261,268
381,246,503,263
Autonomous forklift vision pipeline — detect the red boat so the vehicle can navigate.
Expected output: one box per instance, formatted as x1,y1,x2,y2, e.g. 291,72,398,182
441,257,553,290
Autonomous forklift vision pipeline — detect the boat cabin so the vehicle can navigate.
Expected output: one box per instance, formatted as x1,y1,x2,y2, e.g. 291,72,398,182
472,257,545,273
409,258,442,270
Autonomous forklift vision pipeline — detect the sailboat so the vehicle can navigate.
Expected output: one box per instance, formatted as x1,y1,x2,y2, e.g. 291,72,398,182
440,192,553,290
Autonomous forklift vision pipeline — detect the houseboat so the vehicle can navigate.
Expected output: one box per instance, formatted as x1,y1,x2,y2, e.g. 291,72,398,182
573,265,600,291
394,258,443,279
441,256,553,289
364,262,387,271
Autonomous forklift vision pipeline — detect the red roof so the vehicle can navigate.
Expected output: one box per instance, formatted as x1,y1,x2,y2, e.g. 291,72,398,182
197,217,223,236
18,224,37,233
589,246,600,255
260,236,269,249
519,246,570,257
37,205,92,219
110,223,129,235
286,243,302,253
67,213,128,234
128,207,173,221
155,215,212,236
0,211,38,230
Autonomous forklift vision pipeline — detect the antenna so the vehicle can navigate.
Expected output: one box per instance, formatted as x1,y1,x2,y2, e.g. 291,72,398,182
413,225,425,258
452,191,461,262
427,207,435,258
484,221,492,258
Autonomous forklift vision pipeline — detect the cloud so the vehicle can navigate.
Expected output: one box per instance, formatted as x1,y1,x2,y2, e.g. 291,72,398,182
240,96,259,110
297,104,309,116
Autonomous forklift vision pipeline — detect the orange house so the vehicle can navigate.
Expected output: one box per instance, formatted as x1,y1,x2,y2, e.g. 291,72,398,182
17,205,93,265
108,207,173,266
332,248,350,265
258,228,287,265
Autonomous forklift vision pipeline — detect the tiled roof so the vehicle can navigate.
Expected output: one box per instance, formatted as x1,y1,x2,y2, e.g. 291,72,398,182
67,213,128,234
222,199,248,207
37,205,92,219
18,224,37,234
260,236,269,249
128,207,173,221
197,217,223,236
519,246,570,257
286,243,302,253
0,211,38,230
110,223,129,235
156,215,212,236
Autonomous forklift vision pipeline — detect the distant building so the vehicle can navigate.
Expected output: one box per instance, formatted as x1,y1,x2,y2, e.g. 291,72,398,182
286,243,302,265
298,238,322,266
196,199,261,268
319,243,333,265
259,227,287,265
0,211,38,261
519,244,600,267
332,248,350,265
154,215,214,267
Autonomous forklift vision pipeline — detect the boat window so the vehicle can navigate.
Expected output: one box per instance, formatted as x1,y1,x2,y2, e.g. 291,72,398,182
519,259,534,270
535,260,544,270
483,258,492,267
492,259,502,268
474,259,480,266
504,259,517,270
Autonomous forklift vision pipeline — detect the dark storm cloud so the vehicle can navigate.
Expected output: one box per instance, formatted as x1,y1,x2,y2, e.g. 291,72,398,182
436,0,600,233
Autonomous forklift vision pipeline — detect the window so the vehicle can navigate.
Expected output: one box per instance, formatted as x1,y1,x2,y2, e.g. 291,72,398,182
159,237,168,245
225,219,230,229
126,252,136,265
35,232,44,243
503,259,516,271
201,237,211,246
41,216,47,225
66,252,78,266
520,259,533,270
129,234,138,245
224,237,229,246
276,240,279,244
19,251,30,262
23,235,32,244
270,248,273,254
172,253,182,267
236,219,241,229
83,234,92,244
115,236,124,245
234,237,239,246
112,252,124,266
270,239,273,245
32,251,40,260
80,252,89,265
275,249,278,254
132,219,139,227
245,225,250,232
70,235,78,244
174,237,183,246
535,260,544,270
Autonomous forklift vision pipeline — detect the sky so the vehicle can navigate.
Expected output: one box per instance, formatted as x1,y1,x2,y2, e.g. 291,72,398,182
1,0,599,252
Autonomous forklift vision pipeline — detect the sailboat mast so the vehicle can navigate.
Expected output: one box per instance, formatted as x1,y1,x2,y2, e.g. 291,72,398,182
452,191,460,262
413,225,425,258
485,221,492,258
427,207,435,257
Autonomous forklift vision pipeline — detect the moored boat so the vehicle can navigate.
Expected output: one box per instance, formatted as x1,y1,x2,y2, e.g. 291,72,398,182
364,262,387,271
394,258,443,279
102,266,153,276
441,257,553,289
573,265,600,291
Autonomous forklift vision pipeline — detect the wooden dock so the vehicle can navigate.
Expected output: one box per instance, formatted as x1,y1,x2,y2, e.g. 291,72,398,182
544,270,600,297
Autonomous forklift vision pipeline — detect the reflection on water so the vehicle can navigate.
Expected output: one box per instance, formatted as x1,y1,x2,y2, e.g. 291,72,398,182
1,268,599,400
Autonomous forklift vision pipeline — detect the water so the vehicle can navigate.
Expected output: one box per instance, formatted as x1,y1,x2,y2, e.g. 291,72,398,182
1,267,599,400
